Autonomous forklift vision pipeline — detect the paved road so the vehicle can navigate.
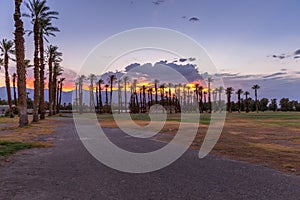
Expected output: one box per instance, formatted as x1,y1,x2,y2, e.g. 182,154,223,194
1,118,300,200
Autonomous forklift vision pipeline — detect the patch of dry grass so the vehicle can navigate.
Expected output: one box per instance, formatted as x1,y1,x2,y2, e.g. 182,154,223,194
0,117,57,152
98,112,300,175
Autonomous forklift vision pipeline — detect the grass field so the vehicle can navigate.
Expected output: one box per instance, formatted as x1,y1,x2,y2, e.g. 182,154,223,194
98,111,300,175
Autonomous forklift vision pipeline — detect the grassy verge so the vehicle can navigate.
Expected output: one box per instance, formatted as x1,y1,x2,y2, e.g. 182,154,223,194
0,141,33,156
0,116,57,158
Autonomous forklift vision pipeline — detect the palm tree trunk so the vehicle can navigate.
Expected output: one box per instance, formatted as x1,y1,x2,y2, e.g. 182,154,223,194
4,55,13,118
59,81,63,113
48,48,53,116
56,83,59,113
33,20,40,122
39,32,45,119
52,73,57,115
124,81,127,112
13,79,17,106
14,0,28,127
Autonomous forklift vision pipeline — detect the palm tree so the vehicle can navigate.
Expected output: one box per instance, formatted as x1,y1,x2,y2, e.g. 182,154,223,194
105,84,109,105
57,77,65,113
88,74,96,110
74,81,79,110
154,79,159,104
159,83,165,106
14,0,29,126
198,86,204,113
218,86,224,112
236,89,243,113
207,76,213,113
77,75,85,114
98,79,104,113
123,76,129,112
0,39,15,118
39,18,59,119
244,91,250,113
225,87,234,113
108,75,117,107
52,62,63,114
117,79,122,113
12,73,17,105
168,83,172,106
24,0,59,122
252,84,260,113
47,45,62,116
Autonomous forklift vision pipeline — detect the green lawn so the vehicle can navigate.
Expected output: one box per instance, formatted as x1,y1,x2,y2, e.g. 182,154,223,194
0,141,33,156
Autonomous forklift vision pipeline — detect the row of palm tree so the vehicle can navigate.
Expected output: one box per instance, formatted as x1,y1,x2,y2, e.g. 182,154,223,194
0,0,63,127
73,74,262,114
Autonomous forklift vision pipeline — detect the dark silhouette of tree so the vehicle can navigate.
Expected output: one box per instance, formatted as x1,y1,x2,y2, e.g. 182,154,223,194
207,76,213,113
0,39,15,118
226,87,234,113
244,91,250,113
252,84,260,113
14,0,29,126
12,73,17,105
269,98,277,112
98,79,104,113
108,75,117,108
236,89,243,113
123,76,129,112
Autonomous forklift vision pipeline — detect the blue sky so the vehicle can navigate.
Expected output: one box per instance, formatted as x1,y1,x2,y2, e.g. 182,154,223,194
0,0,300,100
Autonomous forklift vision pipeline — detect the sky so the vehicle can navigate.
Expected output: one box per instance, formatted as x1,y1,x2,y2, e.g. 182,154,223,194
0,0,300,100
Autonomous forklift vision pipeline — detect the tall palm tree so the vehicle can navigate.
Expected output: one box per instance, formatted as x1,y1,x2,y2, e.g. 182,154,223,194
47,45,62,116
75,81,78,110
225,87,234,113
168,83,172,106
77,75,85,114
218,86,224,112
14,0,29,126
252,84,260,113
98,79,104,113
117,79,122,113
207,76,213,113
0,39,15,118
57,77,65,113
160,83,165,106
108,75,117,107
105,84,109,105
244,91,250,113
198,86,204,113
236,89,243,113
123,76,129,112
24,0,59,122
12,73,17,105
39,18,59,119
154,79,159,104
88,74,96,110
52,62,63,114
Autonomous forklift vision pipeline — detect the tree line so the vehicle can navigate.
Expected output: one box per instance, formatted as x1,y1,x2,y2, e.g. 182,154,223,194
0,0,64,127
74,75,300,114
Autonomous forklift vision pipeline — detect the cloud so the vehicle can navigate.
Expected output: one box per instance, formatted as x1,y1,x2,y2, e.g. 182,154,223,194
189,17,200,22
262,72,287,79
294,49,300,55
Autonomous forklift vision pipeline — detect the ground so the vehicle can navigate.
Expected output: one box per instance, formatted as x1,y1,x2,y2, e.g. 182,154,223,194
0,112,300,199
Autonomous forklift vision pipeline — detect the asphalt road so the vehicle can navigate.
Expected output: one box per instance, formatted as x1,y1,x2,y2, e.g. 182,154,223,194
1,118,300,200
